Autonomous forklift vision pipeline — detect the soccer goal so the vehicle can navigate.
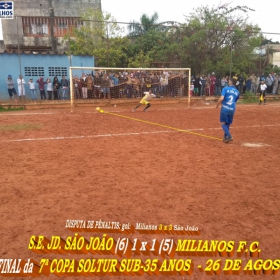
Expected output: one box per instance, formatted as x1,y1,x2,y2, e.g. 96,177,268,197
69,67,191,110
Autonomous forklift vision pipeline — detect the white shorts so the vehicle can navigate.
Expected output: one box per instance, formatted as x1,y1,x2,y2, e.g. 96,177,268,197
18,89,25,96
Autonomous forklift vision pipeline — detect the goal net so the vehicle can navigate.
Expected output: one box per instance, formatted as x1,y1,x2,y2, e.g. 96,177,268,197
69,67,191,107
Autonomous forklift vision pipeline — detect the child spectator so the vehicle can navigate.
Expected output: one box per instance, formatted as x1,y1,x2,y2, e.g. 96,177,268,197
259,81,267,105
46,78,53,100
28,78,37,102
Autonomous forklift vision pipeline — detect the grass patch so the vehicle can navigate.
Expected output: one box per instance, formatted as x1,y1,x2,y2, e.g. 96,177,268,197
0,123,43,132
239,91,259,104
0,105,24,112
238,92,280,104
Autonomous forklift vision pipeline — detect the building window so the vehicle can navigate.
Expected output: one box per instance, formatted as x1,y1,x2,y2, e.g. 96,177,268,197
48,67,68,77
22,17,82,37
22,17,49,36
53,18,82,37
24,67,45,77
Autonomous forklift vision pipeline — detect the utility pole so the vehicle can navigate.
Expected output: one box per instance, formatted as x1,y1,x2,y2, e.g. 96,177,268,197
48,0,55,53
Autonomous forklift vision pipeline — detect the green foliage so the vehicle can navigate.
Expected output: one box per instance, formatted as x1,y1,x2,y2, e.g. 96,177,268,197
128,12,159,36
65,5,271,71
181,4,262,75
263,64,280,75
66,9,129,67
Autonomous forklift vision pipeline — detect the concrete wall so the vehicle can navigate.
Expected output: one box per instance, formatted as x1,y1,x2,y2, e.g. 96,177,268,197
1,0,102,53
0,53,94,100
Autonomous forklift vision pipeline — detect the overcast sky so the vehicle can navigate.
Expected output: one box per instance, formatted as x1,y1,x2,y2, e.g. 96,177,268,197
0,0,279,41
101,0,280,41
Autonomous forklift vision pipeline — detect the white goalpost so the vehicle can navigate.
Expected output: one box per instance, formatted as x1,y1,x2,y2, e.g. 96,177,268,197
69,67,191,112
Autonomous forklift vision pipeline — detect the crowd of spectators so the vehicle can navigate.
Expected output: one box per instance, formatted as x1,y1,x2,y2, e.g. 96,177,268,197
72,70,190,100
190,72,280,97
6,71,280,102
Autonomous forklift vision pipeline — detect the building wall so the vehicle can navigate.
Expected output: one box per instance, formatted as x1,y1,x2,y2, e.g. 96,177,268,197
273,53,280,67
1,0,102,53
0,53,94,100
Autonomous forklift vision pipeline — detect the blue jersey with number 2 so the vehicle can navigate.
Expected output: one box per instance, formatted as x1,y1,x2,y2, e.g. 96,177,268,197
221,86,240,114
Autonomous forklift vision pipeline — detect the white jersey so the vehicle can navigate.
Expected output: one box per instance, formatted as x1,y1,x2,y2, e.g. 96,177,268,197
17,78,26,95
260,84,267,91
142,92,156,101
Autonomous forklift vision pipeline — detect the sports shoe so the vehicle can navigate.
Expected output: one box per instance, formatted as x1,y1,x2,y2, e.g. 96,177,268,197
224,136,233,143
132,109,135,112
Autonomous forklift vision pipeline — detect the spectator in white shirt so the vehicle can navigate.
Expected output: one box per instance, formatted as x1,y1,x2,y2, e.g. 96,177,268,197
17,75,26,102
46,78,53,100
28,78,37,101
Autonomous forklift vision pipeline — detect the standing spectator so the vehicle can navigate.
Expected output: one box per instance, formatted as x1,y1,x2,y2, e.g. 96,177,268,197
238,75,244,94
86,74,94,98
246,75,251,92
160,73,168,96
6,74,17,102
190,82,194,97
266,74,273,94
200,74,206,96
272,74,278,94
17,75,26,102
101,74,111,99
193,75,200,97
80,73,87,99
205,74,211,96
94,73,102,99
28,78,37,102
73,75,80,99
250,73,257,93
37,77,46,100
53,77,60,100
46,78,53,100
210,72,216,96
221,76,227,92
215,75,221,96
60,75,69,100
260,73,266,83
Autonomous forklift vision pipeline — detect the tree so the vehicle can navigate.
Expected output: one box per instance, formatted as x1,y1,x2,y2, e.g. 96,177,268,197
179,4,262,75
66,9,129,67
128,12,159,36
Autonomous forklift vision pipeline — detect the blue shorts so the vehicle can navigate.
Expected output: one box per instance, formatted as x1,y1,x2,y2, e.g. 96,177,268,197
220,111,234,125
8,88,17,97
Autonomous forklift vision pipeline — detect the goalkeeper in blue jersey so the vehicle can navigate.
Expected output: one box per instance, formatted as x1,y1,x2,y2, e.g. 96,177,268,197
216,78,240,143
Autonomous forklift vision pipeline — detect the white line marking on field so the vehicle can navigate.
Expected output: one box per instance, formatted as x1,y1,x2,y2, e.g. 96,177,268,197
1,123,280,144
3,130,173,142
0,112,55,116
242,143,271,148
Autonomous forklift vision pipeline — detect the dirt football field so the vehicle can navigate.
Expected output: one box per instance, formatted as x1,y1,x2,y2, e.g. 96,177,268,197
1,100,280,280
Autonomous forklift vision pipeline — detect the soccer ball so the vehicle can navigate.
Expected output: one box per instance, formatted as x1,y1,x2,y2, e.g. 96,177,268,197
114,105,116,107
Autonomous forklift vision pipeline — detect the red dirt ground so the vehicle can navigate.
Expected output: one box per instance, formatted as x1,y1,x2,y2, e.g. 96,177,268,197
1,101,280,280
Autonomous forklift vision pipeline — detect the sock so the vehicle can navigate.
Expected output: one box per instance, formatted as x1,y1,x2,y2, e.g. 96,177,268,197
222,124,231,138
144,104,151,111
